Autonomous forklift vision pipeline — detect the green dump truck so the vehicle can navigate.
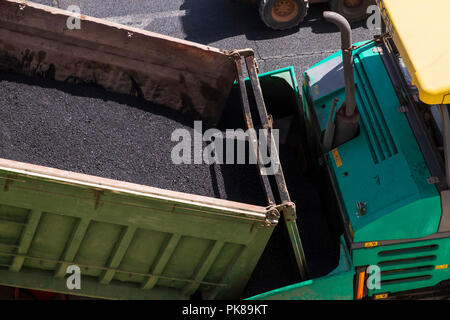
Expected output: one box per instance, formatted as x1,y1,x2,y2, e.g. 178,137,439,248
1,0,450,301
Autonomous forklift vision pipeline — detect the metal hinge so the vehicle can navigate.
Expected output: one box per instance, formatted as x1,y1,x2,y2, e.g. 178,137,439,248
264,206,280,226
276,201,297,222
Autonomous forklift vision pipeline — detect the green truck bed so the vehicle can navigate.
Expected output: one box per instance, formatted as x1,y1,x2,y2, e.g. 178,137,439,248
0,158,276,299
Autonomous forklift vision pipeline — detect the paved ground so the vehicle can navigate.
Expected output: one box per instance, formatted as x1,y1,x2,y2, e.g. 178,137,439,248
30,0,379,82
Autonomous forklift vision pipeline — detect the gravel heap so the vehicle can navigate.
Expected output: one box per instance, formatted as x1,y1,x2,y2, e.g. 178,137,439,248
0,71,266,206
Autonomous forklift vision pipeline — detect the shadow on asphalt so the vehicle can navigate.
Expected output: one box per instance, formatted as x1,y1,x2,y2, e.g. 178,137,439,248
180,0,368,44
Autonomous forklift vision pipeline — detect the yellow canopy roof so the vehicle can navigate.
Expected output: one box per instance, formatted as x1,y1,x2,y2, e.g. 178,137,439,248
379,0,450,104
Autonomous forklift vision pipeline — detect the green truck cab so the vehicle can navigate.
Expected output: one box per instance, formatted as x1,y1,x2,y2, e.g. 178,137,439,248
250,0,450,300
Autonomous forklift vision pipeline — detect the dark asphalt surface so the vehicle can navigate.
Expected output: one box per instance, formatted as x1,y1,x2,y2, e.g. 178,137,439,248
0,71,267,206
30,0,378,84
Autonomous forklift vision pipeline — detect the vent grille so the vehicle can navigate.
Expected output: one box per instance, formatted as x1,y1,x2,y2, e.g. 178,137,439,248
378,245,438,257
376,244,439,288
381,265,434,276
381,275,431,286
378,255,436,267
354,55,398,164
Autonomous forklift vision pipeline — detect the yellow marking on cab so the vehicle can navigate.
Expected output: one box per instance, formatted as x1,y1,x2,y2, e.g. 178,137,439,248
374,293,388,300
436,264,448,270
364,241,378,248
332,148,342,168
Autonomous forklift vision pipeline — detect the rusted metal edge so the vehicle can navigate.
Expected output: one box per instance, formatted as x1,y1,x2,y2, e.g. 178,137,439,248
231,52,276,207
0,0,237,126
0,158,269,221
232,51,309,280
5,0,227,55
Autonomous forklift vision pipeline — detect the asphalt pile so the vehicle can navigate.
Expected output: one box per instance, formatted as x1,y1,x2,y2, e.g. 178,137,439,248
0,71,266,206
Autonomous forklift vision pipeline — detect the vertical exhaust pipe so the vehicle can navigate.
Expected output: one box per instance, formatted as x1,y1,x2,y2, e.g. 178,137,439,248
323,11,360,147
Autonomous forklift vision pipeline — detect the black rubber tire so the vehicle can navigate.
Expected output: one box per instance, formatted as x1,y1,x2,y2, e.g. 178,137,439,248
329,0,375,22
259,0,308,30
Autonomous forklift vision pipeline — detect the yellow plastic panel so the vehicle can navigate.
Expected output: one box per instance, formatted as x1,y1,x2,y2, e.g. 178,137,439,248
379,0,450,104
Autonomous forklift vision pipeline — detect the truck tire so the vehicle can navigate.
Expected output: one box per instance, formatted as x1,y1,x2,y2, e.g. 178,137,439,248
259,0,308,30
329,0,374,22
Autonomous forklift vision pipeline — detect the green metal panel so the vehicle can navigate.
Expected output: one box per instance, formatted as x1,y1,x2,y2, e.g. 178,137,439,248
301,40,450,297
0,170,274,299
303,41,441,243
246,237,355,300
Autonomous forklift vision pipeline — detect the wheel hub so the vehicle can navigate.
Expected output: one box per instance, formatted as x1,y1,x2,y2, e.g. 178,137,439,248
271,0,299,22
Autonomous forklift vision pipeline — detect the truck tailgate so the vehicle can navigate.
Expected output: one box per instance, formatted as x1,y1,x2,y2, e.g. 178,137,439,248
0,158,277,299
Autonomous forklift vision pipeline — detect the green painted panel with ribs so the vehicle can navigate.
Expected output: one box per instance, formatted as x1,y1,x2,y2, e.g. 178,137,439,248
0,165,274,300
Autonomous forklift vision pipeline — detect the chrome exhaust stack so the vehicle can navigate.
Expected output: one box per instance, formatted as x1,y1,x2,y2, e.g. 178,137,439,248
323,11,360,148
